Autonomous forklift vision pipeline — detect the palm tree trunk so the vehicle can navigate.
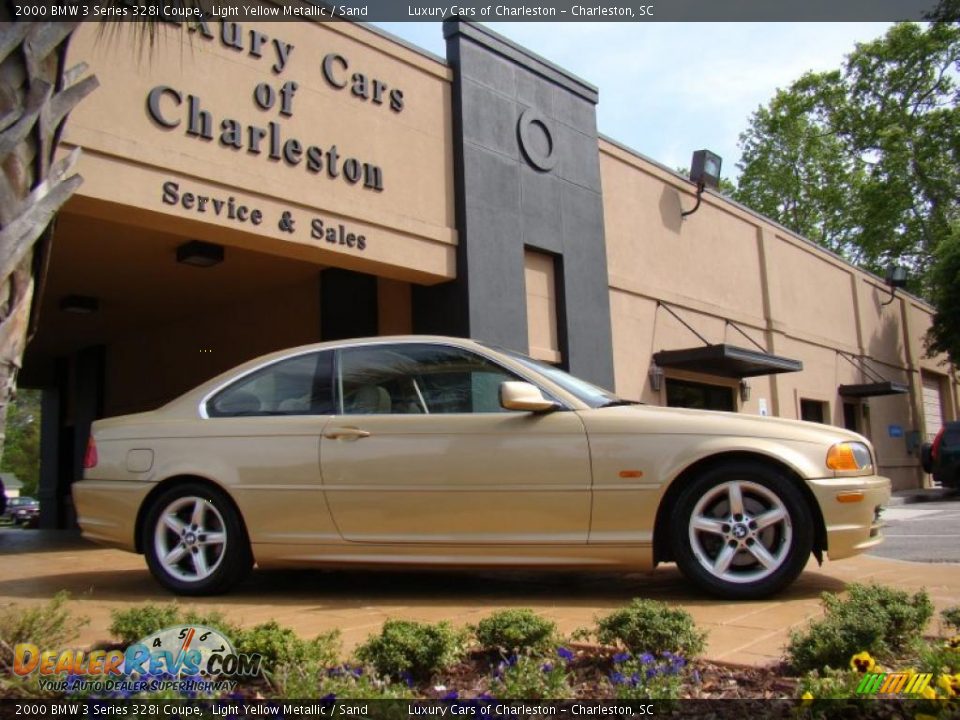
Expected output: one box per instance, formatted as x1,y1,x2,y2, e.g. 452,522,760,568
0,16,97,467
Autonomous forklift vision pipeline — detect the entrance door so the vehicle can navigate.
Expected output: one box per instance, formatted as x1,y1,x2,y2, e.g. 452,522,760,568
320,342,592,544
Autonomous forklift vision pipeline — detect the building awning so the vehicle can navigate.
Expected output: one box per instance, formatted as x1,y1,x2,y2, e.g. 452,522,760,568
652,344,803,379
838,381,910,398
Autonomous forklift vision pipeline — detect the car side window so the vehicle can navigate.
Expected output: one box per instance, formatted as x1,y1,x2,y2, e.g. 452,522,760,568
338,344,521,415
208,351,334,417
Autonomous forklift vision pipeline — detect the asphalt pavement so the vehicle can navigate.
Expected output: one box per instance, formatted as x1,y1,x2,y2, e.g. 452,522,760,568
869,496,960,563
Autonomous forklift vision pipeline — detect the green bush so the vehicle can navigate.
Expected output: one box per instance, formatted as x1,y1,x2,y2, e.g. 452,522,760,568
355,619,466,681
474,609,557,655
942,606,960,632
234,622,340,671
0,593,88,698
787,583,933,673
595,600,706,657
109,603,181,645
491,654,572,700
0,592,84,655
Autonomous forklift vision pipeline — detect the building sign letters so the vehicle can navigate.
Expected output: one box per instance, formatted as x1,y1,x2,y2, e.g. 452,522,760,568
148,21,395,253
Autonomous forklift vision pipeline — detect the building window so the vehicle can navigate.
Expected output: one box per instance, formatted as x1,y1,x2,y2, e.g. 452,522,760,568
524,250,561,364
800,399,827,424
843,402,860,432
666,379,734,411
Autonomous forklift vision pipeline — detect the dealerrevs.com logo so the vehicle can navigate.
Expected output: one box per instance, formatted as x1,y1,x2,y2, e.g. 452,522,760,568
13,625,262,695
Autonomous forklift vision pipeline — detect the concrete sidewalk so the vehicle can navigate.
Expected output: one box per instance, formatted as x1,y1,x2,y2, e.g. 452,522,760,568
1,529,957,667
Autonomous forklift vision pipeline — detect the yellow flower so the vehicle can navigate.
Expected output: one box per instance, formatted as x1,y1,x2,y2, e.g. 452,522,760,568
801,691,814,701
946,635,960,649
921,686,938,700
850,651,876,673
938,674,959,697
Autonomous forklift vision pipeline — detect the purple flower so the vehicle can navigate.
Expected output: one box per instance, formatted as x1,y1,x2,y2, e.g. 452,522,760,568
540,663,554,673
557,647,575,662
321,693,336,701
400,671,414,688
506,654,518,667
442,691,459,700
610,671,625,685
692,669,702,684
639,653,655,665
612,652,631,664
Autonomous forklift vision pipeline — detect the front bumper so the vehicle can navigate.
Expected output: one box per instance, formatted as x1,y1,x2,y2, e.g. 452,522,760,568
807,474,890,560
72,479,154,552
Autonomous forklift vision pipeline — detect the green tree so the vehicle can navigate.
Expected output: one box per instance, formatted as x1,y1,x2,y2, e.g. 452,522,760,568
733,22,960,287
925,225,960,365
1,388,41,496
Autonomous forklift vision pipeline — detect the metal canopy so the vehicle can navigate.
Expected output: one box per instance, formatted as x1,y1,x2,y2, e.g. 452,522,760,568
838,381,910,398
652,344,803,379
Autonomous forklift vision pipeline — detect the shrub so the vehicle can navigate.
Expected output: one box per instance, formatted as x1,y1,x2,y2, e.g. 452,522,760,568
355,619,466,681
233,622,340,671
595,600,706,657
0,593,88,698
109,603,181,645
942,606,960,632
787,584,933,673
474,609,557,655
491,654,572,700
605,651,686,700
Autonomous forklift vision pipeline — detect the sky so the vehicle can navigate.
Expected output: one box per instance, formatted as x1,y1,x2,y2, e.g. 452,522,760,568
371,22,895,181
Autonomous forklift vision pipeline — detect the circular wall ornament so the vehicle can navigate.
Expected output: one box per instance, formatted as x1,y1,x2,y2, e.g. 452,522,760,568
517,108,557,172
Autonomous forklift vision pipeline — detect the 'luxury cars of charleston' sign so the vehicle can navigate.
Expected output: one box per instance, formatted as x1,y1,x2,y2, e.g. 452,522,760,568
146,20,403,194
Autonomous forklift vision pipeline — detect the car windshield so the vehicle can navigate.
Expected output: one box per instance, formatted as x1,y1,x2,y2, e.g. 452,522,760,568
9,497,36,506
486,345,630,409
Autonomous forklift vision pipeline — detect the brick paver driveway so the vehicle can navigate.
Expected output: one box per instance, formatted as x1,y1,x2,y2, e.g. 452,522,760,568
2,529,958,666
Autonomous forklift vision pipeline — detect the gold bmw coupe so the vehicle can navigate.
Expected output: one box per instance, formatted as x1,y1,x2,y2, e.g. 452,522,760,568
74,336,889,599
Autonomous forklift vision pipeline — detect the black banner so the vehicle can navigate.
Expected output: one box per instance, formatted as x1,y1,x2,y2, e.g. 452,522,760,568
1,699,959,720
5,0,956,23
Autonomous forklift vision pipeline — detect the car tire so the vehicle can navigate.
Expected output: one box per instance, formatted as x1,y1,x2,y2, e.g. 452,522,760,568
142,482,252,596
669,461,814,600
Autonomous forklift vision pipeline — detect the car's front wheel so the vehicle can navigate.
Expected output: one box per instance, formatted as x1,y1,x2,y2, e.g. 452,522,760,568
669,462,813,599
143,483,252,595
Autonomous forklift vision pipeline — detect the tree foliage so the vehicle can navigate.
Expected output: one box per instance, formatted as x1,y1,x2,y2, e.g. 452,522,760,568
1,389,41,497
734,22,960,287
925,225,960,365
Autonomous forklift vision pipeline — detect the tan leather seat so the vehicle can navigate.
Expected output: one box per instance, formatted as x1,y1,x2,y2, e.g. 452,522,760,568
350,385,391,413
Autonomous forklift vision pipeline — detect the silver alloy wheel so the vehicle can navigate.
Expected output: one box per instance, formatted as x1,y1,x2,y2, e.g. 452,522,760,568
687,480,792,585
153,496,227,583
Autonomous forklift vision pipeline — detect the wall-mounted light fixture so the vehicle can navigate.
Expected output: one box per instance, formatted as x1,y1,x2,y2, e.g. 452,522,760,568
648,363,664,392
739,380,751,402
880,265,907,306
177,240,225,267
681,149,722,219
59,295,99,314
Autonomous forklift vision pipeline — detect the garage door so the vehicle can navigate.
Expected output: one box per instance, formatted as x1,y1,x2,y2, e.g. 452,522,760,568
922,373,945,442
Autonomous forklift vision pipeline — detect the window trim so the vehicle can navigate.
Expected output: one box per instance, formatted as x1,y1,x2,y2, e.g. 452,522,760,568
333,342,567,416
200,339,572,419
200,348,330,419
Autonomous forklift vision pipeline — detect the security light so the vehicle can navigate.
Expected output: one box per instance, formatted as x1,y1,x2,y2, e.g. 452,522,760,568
681,150,723,218
177,240,224,268
880,265,908,306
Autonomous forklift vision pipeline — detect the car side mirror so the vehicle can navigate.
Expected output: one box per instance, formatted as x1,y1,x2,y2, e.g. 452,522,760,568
500,381,558,413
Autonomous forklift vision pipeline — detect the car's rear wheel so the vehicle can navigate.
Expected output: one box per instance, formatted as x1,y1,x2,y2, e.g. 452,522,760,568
142,483,251,595
669,462,813,599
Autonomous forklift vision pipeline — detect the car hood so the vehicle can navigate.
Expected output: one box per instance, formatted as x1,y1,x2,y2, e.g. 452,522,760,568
581,403,871,447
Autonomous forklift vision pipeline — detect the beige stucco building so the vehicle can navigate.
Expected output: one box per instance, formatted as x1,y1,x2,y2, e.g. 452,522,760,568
24,16,958,525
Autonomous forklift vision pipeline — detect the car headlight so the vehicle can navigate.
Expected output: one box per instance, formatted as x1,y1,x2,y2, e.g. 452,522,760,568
826,441,873,472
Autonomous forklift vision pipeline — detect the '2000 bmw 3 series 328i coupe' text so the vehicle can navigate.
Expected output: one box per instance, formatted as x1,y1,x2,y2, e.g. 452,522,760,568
73,336,889,599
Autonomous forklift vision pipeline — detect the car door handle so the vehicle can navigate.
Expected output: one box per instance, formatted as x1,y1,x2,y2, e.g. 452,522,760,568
323,427,371,440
